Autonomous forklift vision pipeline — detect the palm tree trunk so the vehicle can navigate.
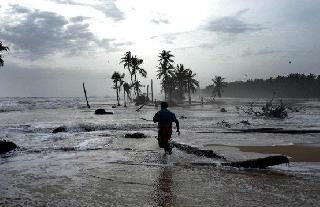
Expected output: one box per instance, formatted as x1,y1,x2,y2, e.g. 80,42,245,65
123,88,126,107
116,82,120,106
188,83,191,104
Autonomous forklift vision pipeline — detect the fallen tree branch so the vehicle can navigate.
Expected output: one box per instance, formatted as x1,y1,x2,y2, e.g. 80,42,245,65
172,141,289,169
136,104,145,112
221,155,289,169
171,141,226,160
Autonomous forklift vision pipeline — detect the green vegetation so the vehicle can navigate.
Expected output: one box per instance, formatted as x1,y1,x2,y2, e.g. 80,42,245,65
156,51,199,104
203,73,320,98
119,51,147,102
206,76,228,98
111,72,125,106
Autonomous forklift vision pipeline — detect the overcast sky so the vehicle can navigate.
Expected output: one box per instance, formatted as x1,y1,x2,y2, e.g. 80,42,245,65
0,0,319,97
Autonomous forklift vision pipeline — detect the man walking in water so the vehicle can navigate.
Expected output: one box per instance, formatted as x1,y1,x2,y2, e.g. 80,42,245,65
153,102,180,154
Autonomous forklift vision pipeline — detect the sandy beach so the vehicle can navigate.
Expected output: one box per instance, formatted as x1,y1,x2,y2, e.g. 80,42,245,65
239,144,320,162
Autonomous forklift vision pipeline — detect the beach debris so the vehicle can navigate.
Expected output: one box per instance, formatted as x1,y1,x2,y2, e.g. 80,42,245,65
52,126,67,133
172,141,289,169
179,115,187,119
136,104,145,112
135,95,149,105
94,109,113,115
112,105,117,108
240,99,288,119
217,120,231,128
172,141,226,160
140,117,152,121
82,82,90,108
222,155,289,169
238,120,251,125
125,132,147,138
0,140,18,154
227,128,320,134
220,108,227,112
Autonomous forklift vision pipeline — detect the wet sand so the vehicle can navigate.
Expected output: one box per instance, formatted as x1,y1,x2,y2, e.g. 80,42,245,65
238,145,320,162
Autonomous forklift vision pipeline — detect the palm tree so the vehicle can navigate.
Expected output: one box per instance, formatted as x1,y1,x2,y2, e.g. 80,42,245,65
186,69,199,104
131,56,146,96
157,50,175,100
0,41,9,67
119,51,133,83
111,72,125,106
123,82,131,107
174,64,188,102
212,76,227,98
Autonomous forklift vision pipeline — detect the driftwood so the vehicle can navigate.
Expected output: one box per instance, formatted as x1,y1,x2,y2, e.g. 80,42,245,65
172,141,289,169
171,141,226,160
82,82,90,108
228,128,320,134
94,109,113,115
136,104,145,112
125,132,147,138
222,155,289,169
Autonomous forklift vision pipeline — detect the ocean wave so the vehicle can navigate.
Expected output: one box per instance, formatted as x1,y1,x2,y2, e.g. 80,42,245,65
0,97,82,113
19,122,154,134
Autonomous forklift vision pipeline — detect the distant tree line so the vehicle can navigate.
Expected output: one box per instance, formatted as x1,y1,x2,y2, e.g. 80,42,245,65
203,73,320,98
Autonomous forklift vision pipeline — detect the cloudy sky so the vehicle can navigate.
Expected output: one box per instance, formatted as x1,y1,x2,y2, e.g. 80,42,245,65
0,0,319,97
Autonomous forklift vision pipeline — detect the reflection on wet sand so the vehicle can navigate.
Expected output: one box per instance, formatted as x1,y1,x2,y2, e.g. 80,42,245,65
154,156,175,207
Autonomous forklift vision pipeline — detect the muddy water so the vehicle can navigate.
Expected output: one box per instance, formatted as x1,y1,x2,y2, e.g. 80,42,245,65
0,97,320,206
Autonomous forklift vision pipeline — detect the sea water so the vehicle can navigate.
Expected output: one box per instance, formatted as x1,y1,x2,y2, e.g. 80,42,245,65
0,97,319,206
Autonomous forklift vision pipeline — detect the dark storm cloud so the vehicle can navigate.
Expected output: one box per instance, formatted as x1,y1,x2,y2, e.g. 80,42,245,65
151,18,170,24
51,0,125,21
9,4,31,13
206,10,263,34
70,16,91,22
0,6,115,59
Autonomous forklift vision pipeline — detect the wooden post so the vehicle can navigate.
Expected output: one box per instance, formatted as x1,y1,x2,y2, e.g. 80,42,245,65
147,85,149,99
82,82,90,108
151,79,153,103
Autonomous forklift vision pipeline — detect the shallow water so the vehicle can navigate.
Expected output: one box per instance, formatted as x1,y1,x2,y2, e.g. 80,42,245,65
0,97,320,206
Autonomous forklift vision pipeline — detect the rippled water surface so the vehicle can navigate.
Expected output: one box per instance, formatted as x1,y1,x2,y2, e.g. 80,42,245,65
1,97,320,206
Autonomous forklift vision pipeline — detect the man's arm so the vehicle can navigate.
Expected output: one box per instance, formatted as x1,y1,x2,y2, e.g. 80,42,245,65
173,113,180,134
153,112,159,123
175,119,180,134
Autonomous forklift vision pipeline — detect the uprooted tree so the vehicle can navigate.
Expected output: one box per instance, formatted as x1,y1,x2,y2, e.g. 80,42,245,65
239,98,288,119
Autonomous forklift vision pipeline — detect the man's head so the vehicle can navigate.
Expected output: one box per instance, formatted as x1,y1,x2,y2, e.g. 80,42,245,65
161,102,168,109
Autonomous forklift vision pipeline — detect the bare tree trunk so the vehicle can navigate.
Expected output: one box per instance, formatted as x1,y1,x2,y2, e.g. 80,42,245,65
151,79,153,103
116,82,120,106
82,82,90,108
188,84,191,104
123,87,126,107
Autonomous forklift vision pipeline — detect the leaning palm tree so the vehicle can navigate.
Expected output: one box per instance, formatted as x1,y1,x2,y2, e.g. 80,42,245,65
186,69,199,104
157,50,175,100
212,76,227,98
119,51,133,83
0,41,9,67
111,72,125,106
